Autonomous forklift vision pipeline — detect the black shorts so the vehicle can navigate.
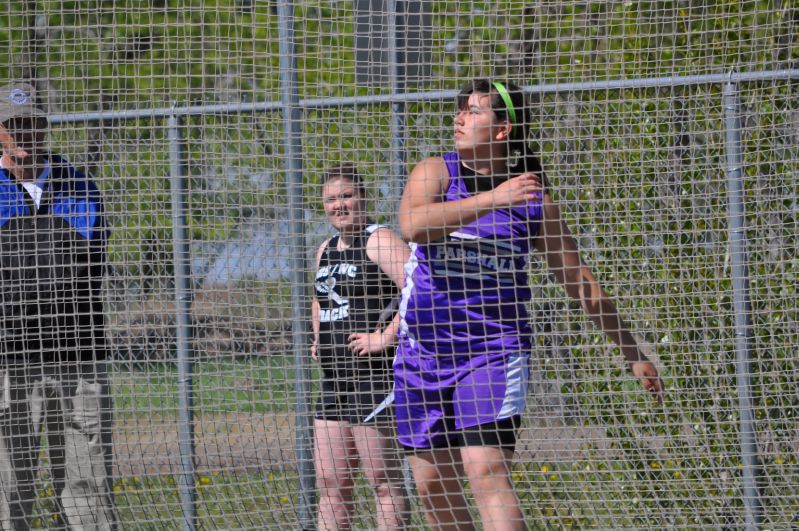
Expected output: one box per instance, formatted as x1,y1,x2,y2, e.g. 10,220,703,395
315,378,394,425
403,416,522,454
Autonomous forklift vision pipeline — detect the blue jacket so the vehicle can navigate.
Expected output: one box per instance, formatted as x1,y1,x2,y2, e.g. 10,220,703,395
0,154,108,362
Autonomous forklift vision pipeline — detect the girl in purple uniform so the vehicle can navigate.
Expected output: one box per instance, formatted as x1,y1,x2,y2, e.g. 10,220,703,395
312,165,410,530
396,79,664,530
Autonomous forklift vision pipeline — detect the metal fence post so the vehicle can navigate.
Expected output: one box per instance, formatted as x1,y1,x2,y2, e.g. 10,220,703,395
723,77,763,530
385,0,416,507
386,0,406,219
276,2,315,529
168,112,197,531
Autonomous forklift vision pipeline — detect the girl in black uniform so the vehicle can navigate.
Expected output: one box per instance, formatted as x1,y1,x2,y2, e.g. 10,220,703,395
312,165,410,530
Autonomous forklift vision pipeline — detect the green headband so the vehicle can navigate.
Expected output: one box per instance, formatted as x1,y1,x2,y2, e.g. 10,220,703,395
492,81,517,126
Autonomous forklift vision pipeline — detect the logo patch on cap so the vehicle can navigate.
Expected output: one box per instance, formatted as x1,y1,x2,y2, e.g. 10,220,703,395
8,88,31,105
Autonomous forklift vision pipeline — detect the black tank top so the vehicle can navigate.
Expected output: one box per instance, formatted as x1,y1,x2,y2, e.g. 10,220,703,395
314,224,399,383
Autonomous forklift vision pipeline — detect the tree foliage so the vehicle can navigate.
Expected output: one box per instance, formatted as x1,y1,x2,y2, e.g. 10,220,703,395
0,1,797,525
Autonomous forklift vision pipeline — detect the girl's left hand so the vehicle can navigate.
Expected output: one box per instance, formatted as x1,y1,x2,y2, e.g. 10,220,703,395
347,332,385,356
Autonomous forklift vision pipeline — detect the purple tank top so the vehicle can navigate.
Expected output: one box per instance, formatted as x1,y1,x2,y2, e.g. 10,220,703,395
399,152,544,360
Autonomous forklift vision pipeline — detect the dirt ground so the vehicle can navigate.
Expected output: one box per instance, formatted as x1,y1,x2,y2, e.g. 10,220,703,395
112,412,614,476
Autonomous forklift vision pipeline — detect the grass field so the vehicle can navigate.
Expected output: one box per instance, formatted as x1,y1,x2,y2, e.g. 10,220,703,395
103,359,642,528
30,458,720,529
112,356,315,416
27,358,778,528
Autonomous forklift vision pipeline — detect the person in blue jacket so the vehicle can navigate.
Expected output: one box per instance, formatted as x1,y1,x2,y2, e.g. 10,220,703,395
0,82,116,530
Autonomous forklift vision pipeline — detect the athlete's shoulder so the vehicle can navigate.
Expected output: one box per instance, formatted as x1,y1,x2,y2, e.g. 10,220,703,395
315,235,336,265
365,223,406,241
365,224,408,253
364,223,403,242
406,156,452,199
411,155,449,176
319,233,337,247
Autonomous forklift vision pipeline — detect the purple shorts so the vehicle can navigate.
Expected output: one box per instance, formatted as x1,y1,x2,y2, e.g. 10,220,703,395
393,338,529,450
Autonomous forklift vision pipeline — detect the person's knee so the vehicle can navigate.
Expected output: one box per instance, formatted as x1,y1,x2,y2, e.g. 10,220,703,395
412,468,446,500
367,467,407,502
315,465,353,493
409,450,464,501
462,453,510,491
371,478,394,500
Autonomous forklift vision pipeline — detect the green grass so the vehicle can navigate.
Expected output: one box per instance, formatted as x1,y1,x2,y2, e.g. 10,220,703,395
31,470,303,529
117,471,304,529
31,468,435,530
32,457,795,529
112,356,319,417
105,358,764,528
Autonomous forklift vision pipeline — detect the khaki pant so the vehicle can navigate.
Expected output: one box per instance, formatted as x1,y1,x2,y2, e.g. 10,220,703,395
0,362,116,531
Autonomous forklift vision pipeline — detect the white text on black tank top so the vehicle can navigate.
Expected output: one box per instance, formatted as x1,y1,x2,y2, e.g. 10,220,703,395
315,262,359,322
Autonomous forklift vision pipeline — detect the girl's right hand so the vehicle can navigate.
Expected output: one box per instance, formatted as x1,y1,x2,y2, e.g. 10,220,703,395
311,339,318,361
491,172,544,208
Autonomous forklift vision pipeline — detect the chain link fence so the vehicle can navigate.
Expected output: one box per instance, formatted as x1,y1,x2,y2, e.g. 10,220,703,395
1,1,797,528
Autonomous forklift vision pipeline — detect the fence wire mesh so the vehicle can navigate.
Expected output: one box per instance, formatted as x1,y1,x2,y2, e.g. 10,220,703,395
0,1,797,529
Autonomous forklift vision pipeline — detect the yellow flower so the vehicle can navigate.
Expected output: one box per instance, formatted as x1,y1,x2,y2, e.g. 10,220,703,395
540,465,549,473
